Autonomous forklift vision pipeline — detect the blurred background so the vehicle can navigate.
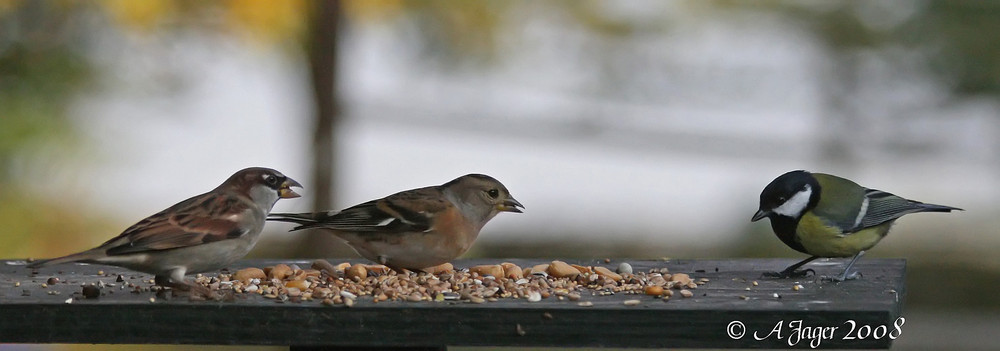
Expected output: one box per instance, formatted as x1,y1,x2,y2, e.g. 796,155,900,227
2,0,999,350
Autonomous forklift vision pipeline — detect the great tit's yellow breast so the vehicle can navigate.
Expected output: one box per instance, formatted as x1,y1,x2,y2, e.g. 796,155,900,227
796,212,891,257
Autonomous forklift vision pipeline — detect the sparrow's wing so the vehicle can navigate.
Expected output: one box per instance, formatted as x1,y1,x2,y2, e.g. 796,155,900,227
271,186,449,234
849,189,962,232
100,193,254,256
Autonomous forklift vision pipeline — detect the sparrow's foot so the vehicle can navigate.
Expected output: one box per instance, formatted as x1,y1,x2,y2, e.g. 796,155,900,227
154,276,220,301
179,283,221,301
761,268,815,279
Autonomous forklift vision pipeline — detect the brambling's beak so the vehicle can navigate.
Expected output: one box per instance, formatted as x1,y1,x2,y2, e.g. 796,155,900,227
498,197,524,213
751,209,770,222
279,178,303,199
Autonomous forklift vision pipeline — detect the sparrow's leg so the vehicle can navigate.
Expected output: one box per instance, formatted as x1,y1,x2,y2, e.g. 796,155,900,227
823,251,865,282
762,256,818,279
154,270,218,300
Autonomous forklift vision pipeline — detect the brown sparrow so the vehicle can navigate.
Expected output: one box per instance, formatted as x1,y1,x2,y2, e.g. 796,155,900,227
28,167,302,294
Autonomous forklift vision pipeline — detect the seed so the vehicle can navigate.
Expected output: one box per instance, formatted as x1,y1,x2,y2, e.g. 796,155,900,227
527,291,542,302
470,297,485,304
577,301,593,307
149,297,156,303
344,297,355,307
623,299,641,306
82,285,100,299
752,281,758,286
644,286,664,296
64,298,73,304
793,284,803,291
616,262,633,275
680,289,693,298
14,282,20,287
346,264,367,281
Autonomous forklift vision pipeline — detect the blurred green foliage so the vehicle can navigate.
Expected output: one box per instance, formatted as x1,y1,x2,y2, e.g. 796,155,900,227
0,1,91,182
745,0,1000,97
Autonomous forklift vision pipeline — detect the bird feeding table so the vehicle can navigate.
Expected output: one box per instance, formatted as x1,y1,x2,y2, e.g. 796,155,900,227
0,258,905,349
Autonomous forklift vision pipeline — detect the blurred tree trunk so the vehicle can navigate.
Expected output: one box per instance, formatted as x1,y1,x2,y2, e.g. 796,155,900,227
298,0,351,257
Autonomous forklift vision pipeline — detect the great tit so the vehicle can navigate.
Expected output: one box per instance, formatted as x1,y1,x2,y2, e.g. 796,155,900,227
751,170,961,281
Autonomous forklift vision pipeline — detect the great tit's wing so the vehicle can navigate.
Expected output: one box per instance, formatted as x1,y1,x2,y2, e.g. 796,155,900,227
849,189,962,233
811,173,868,231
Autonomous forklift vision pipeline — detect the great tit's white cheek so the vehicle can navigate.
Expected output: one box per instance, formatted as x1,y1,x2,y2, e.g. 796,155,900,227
772,185,812,218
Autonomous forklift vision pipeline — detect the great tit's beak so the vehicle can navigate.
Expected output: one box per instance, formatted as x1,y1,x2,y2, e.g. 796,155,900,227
279,178,303,199
751,209,770,222
498,197,524,213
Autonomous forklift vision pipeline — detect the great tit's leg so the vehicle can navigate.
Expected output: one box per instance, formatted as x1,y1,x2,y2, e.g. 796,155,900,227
762,256,818,279
824,251,865,282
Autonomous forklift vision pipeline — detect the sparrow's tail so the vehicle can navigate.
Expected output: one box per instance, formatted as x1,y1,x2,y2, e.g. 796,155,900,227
26,249,104,269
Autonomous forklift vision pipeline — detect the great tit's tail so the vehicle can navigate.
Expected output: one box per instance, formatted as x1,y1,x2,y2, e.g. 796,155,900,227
914,202,963,213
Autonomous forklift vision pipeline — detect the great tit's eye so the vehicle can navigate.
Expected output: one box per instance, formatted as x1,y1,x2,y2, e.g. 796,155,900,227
487,189,500,199
265,175,279,186
777,196,786,202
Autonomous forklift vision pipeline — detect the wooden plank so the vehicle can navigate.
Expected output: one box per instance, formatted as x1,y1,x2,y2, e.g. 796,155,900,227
0,258,905,349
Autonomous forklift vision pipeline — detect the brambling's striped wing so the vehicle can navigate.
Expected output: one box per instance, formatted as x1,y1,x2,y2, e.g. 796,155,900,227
269,186,450,234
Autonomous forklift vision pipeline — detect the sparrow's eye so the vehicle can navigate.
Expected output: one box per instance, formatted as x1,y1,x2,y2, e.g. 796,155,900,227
265,175,279,186
487,189,500,199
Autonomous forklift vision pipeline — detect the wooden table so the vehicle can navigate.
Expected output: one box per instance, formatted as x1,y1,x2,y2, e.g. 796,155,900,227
0,258,905,349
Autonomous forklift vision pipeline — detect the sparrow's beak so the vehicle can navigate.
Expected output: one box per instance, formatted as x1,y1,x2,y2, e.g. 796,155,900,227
498,197,524,213
279,178,303,199
751,209,770,222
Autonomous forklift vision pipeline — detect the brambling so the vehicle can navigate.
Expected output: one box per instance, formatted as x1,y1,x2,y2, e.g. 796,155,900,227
29,167,302,294
268,174,523,272
752,170,961,281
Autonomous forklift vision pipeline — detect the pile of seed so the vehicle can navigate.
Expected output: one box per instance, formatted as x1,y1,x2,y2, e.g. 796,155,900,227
185,260,708,306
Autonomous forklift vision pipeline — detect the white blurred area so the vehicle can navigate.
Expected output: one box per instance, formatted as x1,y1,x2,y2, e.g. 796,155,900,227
38,3,1000,258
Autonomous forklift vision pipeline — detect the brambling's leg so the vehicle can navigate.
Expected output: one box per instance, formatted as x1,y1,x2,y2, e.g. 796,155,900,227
762,256,818,279
823,251,865,282
386,265,411,275
374,255,410,275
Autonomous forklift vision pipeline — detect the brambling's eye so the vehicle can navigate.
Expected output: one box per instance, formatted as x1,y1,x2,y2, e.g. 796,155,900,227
487,189,500,199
